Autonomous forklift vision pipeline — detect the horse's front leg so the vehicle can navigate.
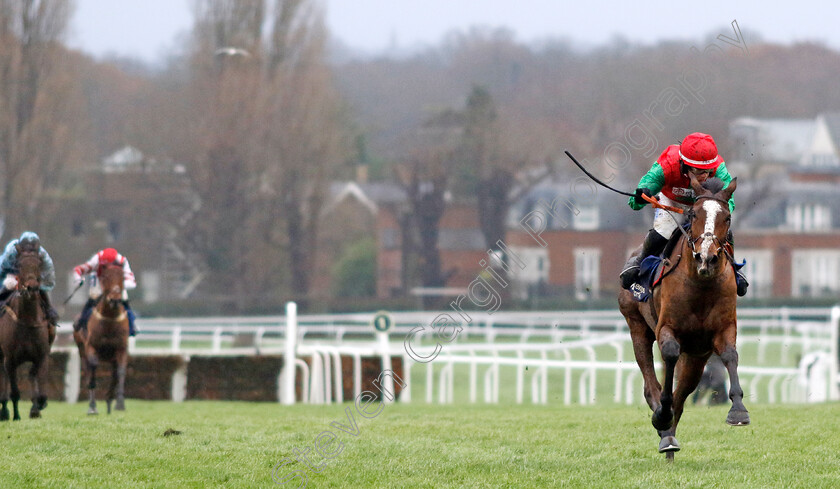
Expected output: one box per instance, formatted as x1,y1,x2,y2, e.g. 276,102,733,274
107,359,119,414
629,319,661,412
658,353,710,458
0,355,8,421
28,358,49,418
621,299,662,412
115,351,127,411
5,359,20,421
652,327,680,432
715,334,750,426
86,347,99,415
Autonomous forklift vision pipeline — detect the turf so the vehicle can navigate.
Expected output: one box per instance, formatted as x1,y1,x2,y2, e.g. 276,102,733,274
2,400,839,488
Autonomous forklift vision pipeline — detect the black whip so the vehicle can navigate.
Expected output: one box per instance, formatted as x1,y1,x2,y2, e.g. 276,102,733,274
564,150,636,198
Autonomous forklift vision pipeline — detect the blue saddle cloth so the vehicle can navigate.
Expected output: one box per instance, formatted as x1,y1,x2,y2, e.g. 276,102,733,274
630,255,663,302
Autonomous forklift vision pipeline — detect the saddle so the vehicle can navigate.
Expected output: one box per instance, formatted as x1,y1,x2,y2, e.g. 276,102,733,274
629,227,686,303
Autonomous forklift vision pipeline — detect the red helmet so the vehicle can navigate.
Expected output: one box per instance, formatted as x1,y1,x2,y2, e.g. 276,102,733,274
98,248,118,264
679,132,722,169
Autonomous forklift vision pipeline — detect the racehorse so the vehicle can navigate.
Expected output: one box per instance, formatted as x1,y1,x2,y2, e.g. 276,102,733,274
73,263,129,414
0,247,55,420
618,175,749,460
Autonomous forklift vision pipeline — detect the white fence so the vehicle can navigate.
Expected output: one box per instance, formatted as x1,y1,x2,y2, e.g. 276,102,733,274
53,305,840,406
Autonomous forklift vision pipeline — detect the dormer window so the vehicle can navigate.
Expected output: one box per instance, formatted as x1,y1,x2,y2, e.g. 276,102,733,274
786,203,831,232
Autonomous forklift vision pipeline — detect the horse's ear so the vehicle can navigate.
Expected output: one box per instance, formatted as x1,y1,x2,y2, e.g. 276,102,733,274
720,177,737,202
688,172,706,197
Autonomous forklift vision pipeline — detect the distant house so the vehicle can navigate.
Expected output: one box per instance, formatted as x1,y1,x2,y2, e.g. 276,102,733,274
726,114,840,299
800,113,840,168
728,117,815,176
312,181,379,297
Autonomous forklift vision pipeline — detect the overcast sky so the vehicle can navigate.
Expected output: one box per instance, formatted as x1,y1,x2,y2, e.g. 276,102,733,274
67,0,840,63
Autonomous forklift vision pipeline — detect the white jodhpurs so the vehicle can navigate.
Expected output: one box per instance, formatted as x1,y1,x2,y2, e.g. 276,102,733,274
652,194,691,239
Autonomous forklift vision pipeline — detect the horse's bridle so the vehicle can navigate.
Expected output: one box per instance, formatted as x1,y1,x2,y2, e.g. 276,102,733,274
685,194,735,264
15,252,42,298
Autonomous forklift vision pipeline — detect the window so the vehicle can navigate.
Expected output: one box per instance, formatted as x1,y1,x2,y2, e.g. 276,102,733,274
381,229,399,250
786,204,832,232
141,271,160,303
791,250,840,297
809,154,840,167
737,249,772,299
107,220,121,242
573,205,599,230
508,246,550,300
72,218,83,237
574,247,601,301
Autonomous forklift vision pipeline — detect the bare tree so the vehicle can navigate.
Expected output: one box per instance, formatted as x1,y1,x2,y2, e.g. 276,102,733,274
456,85,548,251
0,0,84,240
185,0,346,307
256,0,347,303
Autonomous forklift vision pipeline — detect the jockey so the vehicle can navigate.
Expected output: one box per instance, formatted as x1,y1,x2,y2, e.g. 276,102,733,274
619,132,749,296
71,247,138,336
0,231,59,324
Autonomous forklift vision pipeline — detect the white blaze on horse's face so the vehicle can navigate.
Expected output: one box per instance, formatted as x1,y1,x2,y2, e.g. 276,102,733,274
696,199,724,276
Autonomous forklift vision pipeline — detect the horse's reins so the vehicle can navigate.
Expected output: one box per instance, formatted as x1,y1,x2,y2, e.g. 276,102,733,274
2,289,47,328
671,195,735,264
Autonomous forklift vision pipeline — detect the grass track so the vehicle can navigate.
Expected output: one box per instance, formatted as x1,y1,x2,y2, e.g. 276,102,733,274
2,400,840,488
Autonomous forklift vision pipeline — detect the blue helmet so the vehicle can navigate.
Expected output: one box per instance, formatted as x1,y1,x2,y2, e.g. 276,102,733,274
18,231,40,252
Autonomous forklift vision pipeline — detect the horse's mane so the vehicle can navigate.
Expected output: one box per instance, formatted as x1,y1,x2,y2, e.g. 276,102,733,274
700,177,725,195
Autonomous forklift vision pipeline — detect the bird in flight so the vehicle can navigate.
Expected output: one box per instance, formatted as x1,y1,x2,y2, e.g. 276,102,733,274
214,47,251,57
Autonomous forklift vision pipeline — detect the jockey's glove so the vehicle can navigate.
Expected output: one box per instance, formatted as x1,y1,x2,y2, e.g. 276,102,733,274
3,275,17,290
634,187,656,205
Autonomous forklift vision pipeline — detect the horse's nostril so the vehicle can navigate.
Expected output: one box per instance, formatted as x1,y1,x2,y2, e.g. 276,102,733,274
709,255,719,265
694,253,702,261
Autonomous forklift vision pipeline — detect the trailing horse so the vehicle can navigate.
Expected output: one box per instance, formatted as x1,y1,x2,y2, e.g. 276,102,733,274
0,248,55,420
618,175,749,460
73,264,129,415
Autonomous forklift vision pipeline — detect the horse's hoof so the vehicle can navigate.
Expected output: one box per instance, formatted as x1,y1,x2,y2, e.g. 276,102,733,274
659,436,680,453
29,410,40,419
87,408,98,416
726,410,750,426
652,407,674,431
115,402,125,411
0,411,8,421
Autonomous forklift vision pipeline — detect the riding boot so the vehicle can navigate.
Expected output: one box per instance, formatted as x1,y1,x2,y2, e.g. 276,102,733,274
123,300,137,337
620,229,669,290
0,286,12,305
73,298,97,332
727,230,749,297
39,291,59,325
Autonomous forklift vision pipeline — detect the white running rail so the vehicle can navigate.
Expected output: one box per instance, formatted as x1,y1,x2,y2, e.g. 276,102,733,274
53,305,840,405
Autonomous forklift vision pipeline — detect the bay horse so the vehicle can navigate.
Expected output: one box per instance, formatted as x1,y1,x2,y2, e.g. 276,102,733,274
73,263,129,414
0,247,55,420
618,175,749,460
